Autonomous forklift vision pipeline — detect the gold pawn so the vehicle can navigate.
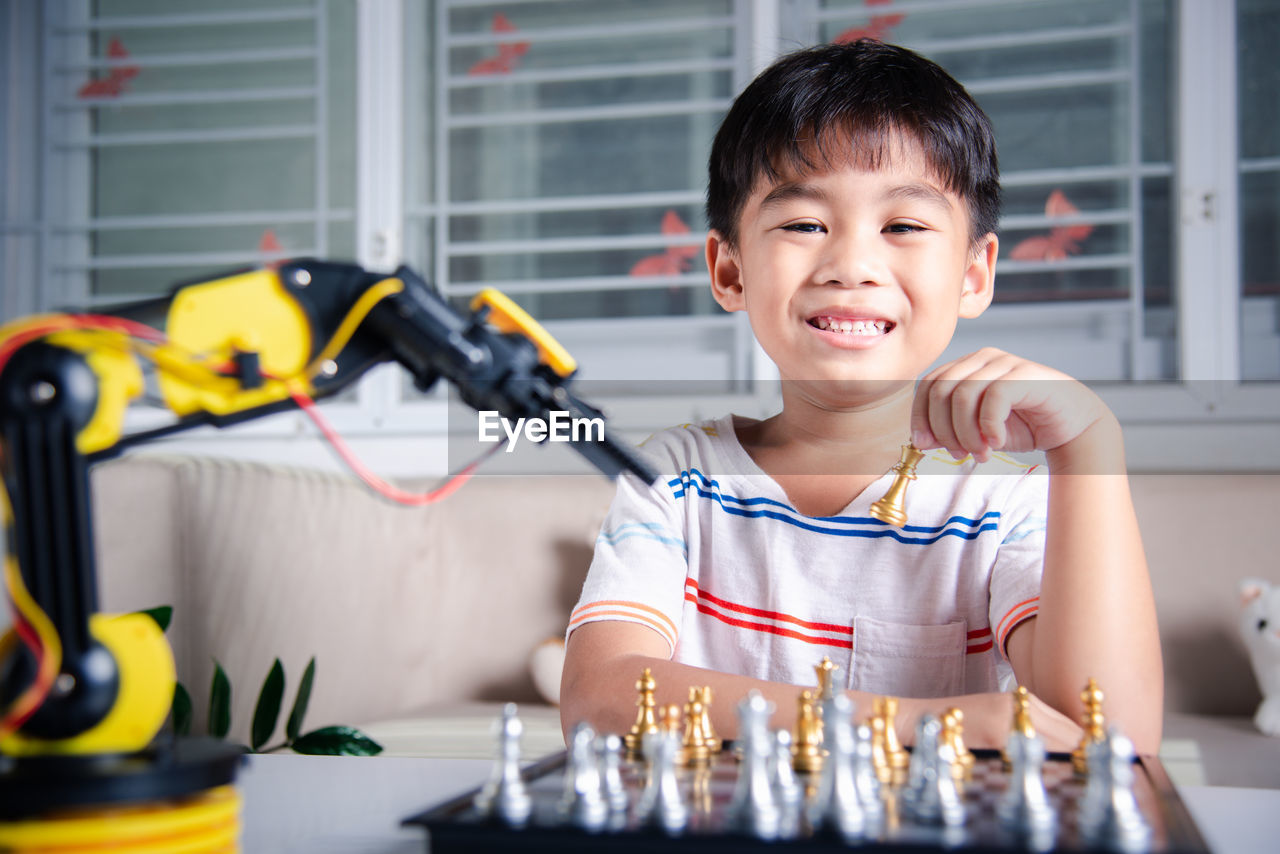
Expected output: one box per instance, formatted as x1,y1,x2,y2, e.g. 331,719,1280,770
1072,678,1106,775
870,714,893,785
791,690,825,774
1002,685,1037,769
879,696,909,770
681,688,713,767
694,686,722,755
869,443,925,527
942,707,975,781
623,667,660,760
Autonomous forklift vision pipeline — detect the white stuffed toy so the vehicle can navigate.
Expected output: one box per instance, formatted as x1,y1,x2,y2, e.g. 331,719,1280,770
1239,578,1280,736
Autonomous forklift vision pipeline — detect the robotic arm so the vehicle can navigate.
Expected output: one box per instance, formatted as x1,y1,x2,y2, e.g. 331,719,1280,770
0,258,655,768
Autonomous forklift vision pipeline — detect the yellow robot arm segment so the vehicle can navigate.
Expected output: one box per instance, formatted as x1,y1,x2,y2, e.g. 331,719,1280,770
470,288,577,378
0,610,175,757
156,267,315,416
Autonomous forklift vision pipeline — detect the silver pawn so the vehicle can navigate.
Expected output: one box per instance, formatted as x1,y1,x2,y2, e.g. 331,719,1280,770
853,723,884,824
771,729,803,838
597,733,630,818
558,722,608,831
807,693,867,841
903,715,966,827
636,726,688,834
997,726,1057,843
1078,729,1151,852
726,691,782,840
473,703,533,826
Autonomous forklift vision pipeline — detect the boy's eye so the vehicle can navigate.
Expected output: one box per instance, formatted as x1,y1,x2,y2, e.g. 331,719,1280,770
781,222,825,234
885,222,925,234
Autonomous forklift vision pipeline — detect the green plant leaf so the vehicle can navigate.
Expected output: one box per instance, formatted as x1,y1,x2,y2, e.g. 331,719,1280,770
251,659,285,752
172,682,192,736
208,661,232,739
291,725,382,757
286,657,316,742
137,605,173,632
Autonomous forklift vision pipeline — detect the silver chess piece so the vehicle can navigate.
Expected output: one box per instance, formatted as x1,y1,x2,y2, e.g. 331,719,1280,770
807,693,868,841
636,725,689,833
997,726,1057,845
903,715,966,828
1078,729,1152,853
597,733,630,817
473,703,533,826
853,722,884,823
726,691,782,840
558,722,608,831
771,729,804,838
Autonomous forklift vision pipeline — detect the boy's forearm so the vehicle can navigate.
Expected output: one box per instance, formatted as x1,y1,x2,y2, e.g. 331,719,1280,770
1029,414,1164,752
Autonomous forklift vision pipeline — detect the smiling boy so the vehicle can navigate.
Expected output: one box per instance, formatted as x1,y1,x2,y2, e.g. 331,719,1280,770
561,40,1162,753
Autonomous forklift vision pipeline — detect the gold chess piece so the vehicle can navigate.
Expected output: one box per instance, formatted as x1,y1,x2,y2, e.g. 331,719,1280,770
623,667,660,760
681,687,714,767
869,713,893,785
1002,685,1037,769
693,686,722,755
869,443,925,527
814,656,838,701
879,696,909,771
1072,677,1106,775
942,707,976,781
791,690,825,774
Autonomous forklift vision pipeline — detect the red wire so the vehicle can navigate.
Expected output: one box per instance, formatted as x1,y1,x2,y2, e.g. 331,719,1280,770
0,604,50,735
288,387,501,505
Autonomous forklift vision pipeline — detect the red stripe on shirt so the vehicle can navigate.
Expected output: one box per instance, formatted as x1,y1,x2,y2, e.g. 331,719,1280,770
686,593,854,650
684,579,853,636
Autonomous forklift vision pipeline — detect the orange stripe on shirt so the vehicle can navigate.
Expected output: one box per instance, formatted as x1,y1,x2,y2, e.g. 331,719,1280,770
684,580,853,636
998,602,1040,650
568,606,677,650
996,596,1040,642
571,599,679,641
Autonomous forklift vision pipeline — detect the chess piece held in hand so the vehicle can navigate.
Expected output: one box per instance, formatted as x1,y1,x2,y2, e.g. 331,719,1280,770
869,442,925,527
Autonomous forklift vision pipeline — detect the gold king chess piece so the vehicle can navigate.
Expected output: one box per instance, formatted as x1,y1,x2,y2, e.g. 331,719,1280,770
869,442,925,527
1072,677,1106,775
1003,685,1037,769
624,668,660,760
791,690,825,774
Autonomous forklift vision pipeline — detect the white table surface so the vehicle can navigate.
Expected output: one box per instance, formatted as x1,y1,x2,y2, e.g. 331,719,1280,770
238,752,1280,854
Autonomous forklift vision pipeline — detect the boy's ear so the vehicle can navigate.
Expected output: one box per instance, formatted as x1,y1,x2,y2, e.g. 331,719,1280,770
958,232,998,319
706,231,746,313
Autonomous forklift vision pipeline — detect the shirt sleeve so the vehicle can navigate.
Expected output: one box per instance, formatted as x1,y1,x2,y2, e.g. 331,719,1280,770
566,464,690,655
988,463,1050,661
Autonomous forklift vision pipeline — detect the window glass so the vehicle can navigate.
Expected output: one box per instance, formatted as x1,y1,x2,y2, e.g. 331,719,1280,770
44,0,356,303
1239,0,1280,380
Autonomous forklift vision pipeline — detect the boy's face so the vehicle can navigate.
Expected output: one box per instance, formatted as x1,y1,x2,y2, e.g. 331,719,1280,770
707,140,996,406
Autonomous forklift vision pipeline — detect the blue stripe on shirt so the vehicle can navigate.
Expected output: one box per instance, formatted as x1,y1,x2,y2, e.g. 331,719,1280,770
668,468,999,544
598,522,687,554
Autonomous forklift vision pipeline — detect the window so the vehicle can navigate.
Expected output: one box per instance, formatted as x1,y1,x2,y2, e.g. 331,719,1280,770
3,0,1276,472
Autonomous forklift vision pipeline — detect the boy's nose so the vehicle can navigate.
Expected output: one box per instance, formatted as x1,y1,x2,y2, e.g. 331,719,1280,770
814,232,888,287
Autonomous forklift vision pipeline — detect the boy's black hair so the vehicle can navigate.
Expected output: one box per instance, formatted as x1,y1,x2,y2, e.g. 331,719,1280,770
707,40,1000,248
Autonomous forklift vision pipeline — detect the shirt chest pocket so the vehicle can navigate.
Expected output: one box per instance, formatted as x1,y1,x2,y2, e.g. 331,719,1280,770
849,616,966,698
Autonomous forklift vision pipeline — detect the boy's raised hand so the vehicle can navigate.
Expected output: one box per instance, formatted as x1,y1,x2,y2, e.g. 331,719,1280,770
910,347,1109,465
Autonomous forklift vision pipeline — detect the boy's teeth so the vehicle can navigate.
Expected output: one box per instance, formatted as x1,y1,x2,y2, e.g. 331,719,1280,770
814,316,889,335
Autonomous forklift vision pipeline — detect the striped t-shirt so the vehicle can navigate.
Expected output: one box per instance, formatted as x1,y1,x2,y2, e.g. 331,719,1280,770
568,415,1048,698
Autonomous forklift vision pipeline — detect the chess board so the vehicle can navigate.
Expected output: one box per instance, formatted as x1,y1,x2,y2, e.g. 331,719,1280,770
404,747,1210,853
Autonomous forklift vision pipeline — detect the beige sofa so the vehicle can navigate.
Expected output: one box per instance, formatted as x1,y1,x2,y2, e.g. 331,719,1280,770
90,453,1280,771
